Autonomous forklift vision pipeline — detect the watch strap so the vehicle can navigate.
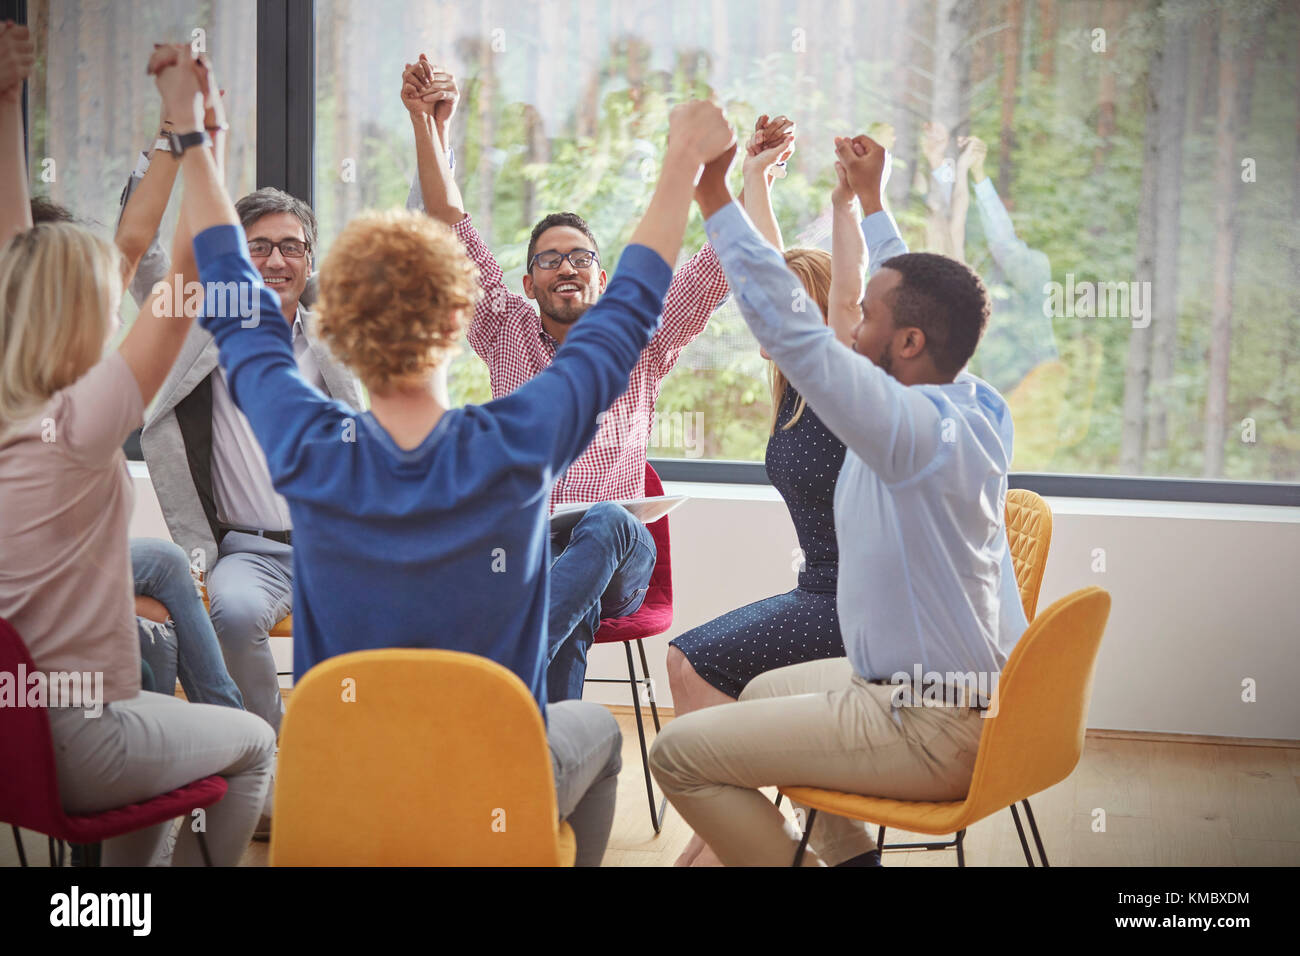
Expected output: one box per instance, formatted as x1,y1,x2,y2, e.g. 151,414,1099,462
169,129,213,156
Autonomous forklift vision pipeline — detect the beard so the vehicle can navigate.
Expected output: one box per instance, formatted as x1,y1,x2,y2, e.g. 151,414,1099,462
877,340,894,377
537,289,595,325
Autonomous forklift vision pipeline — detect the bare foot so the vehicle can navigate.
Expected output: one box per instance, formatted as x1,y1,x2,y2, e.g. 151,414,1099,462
674,832,706,867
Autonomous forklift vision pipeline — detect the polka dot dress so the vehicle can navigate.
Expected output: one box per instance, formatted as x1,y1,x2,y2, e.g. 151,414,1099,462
671,384,848,698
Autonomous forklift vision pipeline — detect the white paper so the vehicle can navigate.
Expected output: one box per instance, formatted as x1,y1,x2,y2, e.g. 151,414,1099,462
550,496,688,535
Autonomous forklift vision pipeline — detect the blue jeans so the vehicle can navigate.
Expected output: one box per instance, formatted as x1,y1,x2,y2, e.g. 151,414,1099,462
547,502,656,704
131,538,244,709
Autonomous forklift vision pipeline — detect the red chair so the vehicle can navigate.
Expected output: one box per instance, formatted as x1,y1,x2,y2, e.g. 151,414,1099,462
0,616,228,866
584,463,674,833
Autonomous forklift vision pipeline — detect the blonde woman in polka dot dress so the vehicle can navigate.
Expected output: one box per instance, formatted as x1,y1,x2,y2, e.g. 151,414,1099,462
667,116,863,865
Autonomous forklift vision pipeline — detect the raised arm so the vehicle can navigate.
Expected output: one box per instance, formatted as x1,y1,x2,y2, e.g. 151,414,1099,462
696,135,942,483
0,22,35,241
115,108,181,290
401,62,525,360
967,140,1050,295
117,45,229,407
490,101,735,472
402,58,464,227
828,141,865,346
740,114,793,251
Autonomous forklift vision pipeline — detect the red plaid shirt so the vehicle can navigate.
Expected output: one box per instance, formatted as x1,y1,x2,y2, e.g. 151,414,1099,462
452,215,729,509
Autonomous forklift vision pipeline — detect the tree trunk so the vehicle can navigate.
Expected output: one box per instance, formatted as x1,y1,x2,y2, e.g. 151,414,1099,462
1202,9,1260,476
997,0,1023,197
1037,0,1056,80
1092,0,1124,173
1146,4,1192,455
1119,0,1163,474
889,0,930,206
931,0,975,139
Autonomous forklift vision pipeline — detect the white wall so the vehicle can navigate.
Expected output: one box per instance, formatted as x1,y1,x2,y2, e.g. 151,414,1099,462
128,465,1300,740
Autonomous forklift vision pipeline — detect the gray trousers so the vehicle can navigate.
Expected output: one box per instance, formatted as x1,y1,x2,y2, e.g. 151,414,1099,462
548,700,623,867
206,531,294,734
47,691,276,866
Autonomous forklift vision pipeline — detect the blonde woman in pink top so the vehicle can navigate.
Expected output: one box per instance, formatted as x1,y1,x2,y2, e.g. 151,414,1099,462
0,34,274,866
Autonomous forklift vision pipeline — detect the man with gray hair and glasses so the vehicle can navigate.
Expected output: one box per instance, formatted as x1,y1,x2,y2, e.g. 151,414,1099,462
123,175,361,785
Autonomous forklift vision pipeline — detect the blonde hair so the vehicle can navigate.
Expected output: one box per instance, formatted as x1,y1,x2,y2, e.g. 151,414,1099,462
770,247,832,433
0,223,122,440
316,210,481,392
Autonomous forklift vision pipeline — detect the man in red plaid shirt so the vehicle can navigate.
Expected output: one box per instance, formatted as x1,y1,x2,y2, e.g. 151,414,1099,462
401,58,759,703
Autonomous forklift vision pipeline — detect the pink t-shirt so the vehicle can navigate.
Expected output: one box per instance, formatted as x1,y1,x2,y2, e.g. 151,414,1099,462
0,350,145,702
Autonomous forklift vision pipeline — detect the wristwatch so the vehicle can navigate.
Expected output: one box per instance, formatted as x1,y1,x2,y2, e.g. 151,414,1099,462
165,129,213,157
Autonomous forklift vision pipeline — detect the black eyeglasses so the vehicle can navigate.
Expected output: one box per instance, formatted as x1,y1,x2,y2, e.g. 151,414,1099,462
248,238,310,259
530,249,598,271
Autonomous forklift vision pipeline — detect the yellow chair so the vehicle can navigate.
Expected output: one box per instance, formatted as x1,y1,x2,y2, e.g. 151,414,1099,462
1005,489,1053,620
270,649,576,866
869,489,1054,857
781,586,1111,867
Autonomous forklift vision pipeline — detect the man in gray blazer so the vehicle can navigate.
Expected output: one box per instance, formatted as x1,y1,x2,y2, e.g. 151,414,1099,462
129,183,362,734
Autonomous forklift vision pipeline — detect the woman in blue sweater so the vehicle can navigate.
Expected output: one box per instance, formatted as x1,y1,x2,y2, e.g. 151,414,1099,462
189,91,737,866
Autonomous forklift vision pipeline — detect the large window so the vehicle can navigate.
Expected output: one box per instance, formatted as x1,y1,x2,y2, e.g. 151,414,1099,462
313,0,1300,486
22,0,1294,492
26,0,257,326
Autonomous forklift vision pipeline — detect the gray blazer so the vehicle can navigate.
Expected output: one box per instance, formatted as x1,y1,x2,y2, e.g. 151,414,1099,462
122,168,360,571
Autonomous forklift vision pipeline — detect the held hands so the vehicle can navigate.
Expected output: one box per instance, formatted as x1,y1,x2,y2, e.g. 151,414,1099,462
835,133,890,215
402,55,458,129
957,135,987,183
0,22,35,104
668,99,736,169
147,43,207,131
742,113,795,184
831,153,855,209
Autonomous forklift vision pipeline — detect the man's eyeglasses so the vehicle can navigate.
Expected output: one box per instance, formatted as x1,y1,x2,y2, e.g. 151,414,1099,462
248,238,310,259
530,249,598,271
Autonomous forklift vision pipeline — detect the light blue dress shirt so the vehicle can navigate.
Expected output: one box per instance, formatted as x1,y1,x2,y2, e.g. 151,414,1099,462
705,201,1028,682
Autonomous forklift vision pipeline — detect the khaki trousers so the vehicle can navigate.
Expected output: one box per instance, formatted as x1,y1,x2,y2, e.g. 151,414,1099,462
649,657,985,866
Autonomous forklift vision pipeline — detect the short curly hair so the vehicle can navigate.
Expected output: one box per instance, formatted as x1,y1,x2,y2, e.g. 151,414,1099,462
315,210,480,391
879,252,990,377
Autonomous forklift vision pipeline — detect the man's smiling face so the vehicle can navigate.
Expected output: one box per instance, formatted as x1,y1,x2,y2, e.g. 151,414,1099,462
521,225,606,325
246,211,311,320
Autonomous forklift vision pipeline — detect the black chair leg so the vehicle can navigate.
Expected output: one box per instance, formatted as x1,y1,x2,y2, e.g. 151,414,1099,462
792,808,817,866
11,826,26,867
635,639,663,734
57,839,65,867
197,829,214,867
1022,799,1049,867
48,835,57,867
876,825,886,852
624,642,666,834
1009,802,1035,866
955,828,967,867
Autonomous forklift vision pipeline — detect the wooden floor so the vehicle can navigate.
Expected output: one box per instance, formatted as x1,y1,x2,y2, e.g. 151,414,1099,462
584,712,1300,867
7,709,1299,867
